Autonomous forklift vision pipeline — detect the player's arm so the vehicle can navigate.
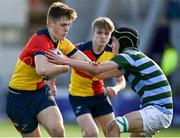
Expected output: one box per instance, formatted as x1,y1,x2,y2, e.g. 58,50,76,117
46,78,57,96
96,69,126,97
70,50,91,62
46,51,119,75
35,54,69,80
96,68,122,79
106,75,126,98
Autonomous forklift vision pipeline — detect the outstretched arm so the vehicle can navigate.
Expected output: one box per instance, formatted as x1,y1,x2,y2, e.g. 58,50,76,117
45,51,119,75
106,75,126,98
96,68,122,79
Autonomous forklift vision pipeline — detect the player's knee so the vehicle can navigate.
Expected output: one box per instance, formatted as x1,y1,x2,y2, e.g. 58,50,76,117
83,128,99,137
106,119,119,133
49,125,65,137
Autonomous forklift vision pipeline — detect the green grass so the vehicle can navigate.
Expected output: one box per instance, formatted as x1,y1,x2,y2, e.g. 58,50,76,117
0,120,180,137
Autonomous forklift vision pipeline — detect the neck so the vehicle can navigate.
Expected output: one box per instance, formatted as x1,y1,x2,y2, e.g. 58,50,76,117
47,28,57,42
92,42,106,54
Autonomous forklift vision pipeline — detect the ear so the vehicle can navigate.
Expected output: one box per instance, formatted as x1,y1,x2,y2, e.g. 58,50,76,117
47,19,53,27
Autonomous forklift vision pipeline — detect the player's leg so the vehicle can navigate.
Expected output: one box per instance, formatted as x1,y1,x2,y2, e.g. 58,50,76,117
95,112,115,136
124,111,143,137
6,91,42,137
69,94,100,137
107,106,173,137
135,105,173,137
106,110,143,137
37,104,65,137
77,113,99,137
21,127,41,137
36,85,65,137
92,93,115,136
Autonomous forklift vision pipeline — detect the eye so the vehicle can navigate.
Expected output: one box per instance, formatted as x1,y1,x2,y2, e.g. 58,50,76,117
61,23,71,27
105,32,110,35
96,31,103,35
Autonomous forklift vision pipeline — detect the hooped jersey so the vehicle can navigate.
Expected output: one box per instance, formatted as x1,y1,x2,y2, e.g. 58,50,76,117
9,28,77,91
70,41,115,96
111,47,173,114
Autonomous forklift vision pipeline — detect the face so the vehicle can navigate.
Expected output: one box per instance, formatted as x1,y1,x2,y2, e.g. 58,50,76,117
48,17,72,40
112,37,120,55
93,28,111,47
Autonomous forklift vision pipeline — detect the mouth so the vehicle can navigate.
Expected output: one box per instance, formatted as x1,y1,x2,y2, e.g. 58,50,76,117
100,40,107,44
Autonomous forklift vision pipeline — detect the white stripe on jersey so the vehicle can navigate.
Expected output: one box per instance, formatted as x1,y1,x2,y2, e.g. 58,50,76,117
136,57,151,66
143,85,172,98
140,65,158,75
121,53,134,65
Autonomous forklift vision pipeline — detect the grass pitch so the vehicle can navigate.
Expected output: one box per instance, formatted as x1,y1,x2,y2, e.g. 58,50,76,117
0,120,180,137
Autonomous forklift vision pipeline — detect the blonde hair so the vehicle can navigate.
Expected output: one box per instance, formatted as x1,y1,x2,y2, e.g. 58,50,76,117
47,2,77,22
92,17,115,32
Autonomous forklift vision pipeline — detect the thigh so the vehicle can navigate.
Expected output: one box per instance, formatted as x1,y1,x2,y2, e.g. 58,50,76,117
138,105,173,137
124,110,143,132
91,95,113,118
69,95,97,131
77,113,98,132
95,112,115,135
69,95,91,117
35,87,65,135
37,105,64,132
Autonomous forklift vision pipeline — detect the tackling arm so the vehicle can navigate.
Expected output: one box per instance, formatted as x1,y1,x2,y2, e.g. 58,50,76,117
96,68,122,79
45,51,119,75
69,50,91,62
35,55,69,80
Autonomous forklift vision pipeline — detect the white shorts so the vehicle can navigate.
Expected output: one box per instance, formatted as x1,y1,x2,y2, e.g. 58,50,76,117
139,105,173,137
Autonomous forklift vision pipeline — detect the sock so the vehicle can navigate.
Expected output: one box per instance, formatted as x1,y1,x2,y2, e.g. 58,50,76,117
115,116,129,132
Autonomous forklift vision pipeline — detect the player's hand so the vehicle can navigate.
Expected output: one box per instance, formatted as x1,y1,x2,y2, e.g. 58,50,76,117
51,48,63,56
89,61,100,65
45,51,65,65
49,84,57,96
106,87,117,98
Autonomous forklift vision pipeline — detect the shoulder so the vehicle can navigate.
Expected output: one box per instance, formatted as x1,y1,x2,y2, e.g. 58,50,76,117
30,29,51,46
104,44,113,52
76,41,92,51
60,38,73,45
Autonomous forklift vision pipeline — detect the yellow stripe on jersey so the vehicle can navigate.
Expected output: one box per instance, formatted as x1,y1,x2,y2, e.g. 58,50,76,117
9,59,43,90
58,38,76,55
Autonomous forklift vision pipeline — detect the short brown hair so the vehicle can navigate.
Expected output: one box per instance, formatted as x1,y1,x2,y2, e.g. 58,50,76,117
92,17,115,32
47,2,77,22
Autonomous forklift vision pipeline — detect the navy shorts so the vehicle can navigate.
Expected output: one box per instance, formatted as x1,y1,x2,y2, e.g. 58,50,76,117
69,93,114,118
6,85,56,134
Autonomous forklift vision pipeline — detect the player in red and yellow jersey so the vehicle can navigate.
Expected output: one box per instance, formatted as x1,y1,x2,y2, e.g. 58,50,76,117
6,2,90,137
68,17,126,137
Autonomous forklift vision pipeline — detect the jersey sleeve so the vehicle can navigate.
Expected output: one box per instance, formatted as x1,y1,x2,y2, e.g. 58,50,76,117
111,54,131,69
58,38,77,57
31,36,50,56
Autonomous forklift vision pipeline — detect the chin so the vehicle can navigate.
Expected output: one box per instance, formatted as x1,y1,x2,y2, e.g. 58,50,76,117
60,35,66,40
57,37,64,40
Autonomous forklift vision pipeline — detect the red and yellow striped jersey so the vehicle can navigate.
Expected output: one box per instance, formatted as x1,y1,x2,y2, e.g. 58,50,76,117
9,28,76,91
69,41,115,96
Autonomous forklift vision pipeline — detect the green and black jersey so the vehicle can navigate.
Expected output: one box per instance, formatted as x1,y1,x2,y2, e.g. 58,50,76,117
111,47,173,115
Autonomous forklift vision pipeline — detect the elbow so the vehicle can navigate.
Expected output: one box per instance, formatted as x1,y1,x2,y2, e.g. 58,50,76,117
121,80,126,90
36,68,51,80
36,67,47,76
62,65,70,73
